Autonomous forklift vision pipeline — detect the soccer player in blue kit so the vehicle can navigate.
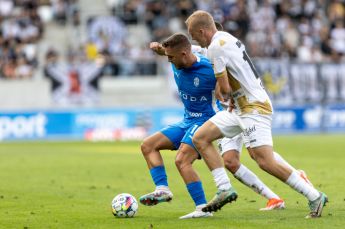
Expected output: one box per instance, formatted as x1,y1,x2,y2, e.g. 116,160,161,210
139,33,244,219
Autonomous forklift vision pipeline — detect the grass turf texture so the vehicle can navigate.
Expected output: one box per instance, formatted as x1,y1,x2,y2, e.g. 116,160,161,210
0,135,344,229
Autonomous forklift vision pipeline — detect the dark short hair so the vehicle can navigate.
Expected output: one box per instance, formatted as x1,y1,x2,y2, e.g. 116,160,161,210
215,21,223,31
162,33,191,50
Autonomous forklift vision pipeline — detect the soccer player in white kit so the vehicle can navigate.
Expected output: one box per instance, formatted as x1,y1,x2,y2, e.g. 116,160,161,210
193,24,312,211
192,42,287,211
186,10,328,218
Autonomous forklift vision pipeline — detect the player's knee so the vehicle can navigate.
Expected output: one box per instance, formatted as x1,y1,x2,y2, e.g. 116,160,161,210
223,157,240,174
256,157,270,172
175,149,196,171
248,150,256,160
174,156,184,171
140,140,153,156
192,135,205,151
175,154,189,171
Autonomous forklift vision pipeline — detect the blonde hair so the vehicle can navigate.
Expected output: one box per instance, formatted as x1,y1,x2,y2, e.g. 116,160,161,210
185,10,216,30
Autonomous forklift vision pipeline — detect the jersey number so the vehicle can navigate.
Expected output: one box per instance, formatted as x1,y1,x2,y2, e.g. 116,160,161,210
242,51,260,79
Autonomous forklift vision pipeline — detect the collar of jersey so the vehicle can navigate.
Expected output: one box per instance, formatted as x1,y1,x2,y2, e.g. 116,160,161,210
194,54,200,62
211,31,222,44
189,54,200,68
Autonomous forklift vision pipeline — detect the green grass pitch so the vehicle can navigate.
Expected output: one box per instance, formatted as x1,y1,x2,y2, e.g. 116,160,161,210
0,135,344,229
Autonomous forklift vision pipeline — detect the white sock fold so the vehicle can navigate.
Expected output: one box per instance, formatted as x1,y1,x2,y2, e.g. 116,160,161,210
286,170,319,201
196,204,206,210
211,167,231,191
155,185,170,192
234,164,279,200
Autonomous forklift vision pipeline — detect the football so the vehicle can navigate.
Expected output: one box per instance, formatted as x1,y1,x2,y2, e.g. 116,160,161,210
111,193,138,218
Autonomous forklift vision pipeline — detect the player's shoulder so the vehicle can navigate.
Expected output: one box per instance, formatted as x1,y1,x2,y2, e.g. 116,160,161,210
197,53,210,63
193,53,211,67
172,64,182,76
192,45,208,56
210,32,236,47
192,54,214,75
208,31,237,55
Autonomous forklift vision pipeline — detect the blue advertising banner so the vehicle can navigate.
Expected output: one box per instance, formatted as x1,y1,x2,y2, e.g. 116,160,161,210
0,108,184,141
272,106,323,133
0,106,344,141
323,105,345,132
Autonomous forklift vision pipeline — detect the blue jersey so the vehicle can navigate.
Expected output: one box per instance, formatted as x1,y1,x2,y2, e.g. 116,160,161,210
172,54,221,122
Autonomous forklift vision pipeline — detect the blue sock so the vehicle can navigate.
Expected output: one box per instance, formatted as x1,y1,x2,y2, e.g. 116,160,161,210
150,166,168,187
187,181,207,206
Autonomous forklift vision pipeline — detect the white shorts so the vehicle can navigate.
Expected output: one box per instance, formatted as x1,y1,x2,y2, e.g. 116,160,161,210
217,113,273,155
218,135,244,156
241,113,273,148
209,110,245,138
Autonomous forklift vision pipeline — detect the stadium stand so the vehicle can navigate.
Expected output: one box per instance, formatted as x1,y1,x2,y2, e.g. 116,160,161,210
0,0,344,140
0,0,43,79
0,0,344,109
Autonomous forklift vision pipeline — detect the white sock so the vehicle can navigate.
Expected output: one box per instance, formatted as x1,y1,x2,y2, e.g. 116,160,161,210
273,151,295,171
211,167,231,191
155,185,170,192
274,151,314,187
234,164,279,200
196,204,206,210
286,170,320,201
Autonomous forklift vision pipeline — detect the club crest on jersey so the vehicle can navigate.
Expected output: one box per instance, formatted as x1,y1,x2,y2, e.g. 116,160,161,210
194,77,200,87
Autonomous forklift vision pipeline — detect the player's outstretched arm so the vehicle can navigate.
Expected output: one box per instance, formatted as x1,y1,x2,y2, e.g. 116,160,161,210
149,42,166,56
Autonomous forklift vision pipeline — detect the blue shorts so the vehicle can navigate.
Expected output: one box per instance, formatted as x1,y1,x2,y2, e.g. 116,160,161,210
161,119,206,150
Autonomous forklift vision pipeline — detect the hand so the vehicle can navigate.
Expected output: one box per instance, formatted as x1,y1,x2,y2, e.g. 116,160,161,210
228,97,235,112
149,42,165,55
215,81,234,111
219,97,235,112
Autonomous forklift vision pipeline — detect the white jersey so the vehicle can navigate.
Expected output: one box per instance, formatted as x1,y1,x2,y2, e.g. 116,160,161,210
207,31,273,115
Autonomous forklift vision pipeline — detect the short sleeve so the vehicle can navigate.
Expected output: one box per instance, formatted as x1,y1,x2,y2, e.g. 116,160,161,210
213,56,227,74
208,43,227,75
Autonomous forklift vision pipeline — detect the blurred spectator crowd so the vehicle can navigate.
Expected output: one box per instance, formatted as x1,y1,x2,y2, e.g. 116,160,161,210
1,0,344,80
0,0,78,79
0,0,43,79
105,0,345,63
